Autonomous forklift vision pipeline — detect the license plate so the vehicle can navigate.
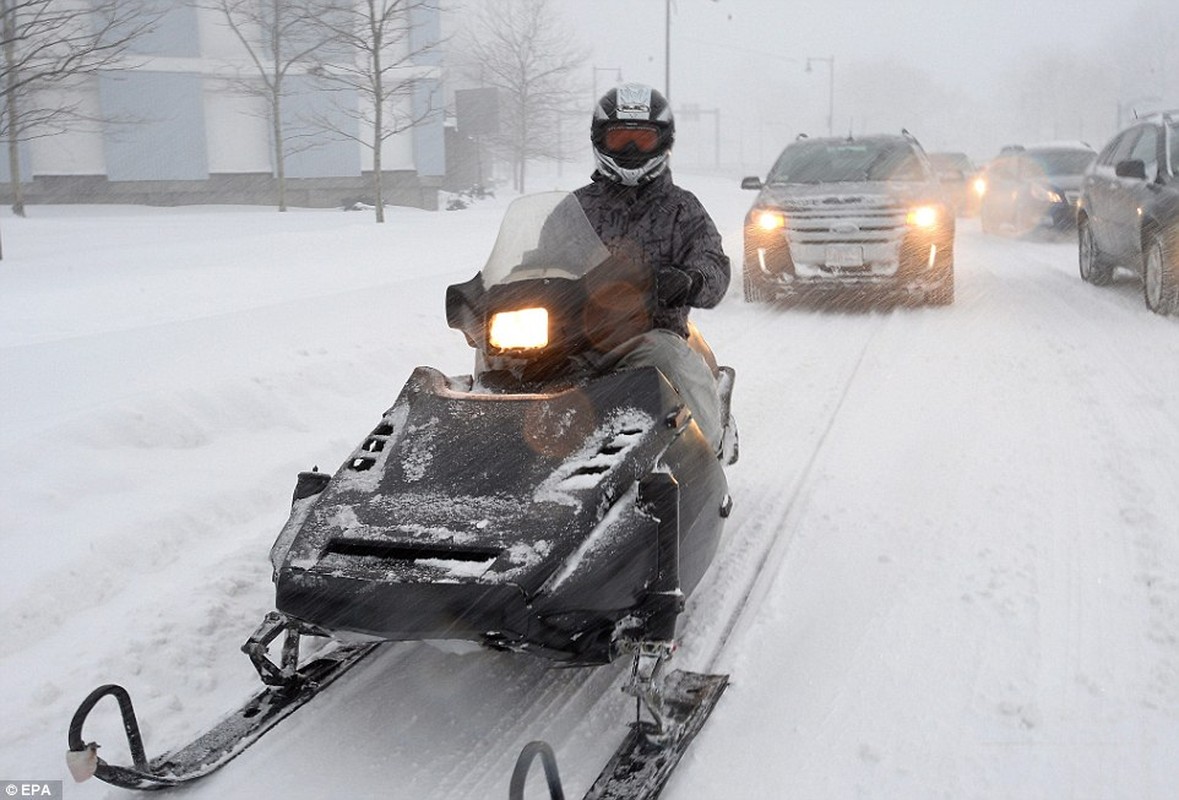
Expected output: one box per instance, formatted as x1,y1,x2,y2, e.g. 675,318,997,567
825,244,864,268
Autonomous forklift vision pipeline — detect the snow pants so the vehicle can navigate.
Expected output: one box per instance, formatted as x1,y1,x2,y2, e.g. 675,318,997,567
585,323,724,452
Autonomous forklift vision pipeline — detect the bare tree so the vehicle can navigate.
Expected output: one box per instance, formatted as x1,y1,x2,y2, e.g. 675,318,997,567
1,0,157,217
459,0,586,193
199,0,343,211
308,0,442,223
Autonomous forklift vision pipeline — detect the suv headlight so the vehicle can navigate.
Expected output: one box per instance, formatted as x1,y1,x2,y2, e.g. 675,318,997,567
906,205,940,229
751,209,786,231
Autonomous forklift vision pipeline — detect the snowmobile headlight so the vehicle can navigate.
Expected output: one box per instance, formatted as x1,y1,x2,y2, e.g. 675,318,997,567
753,209,786,231
489,307,549,350
906,205,940,229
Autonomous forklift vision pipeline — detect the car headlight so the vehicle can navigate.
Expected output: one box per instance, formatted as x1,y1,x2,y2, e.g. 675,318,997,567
972,176,987,196
489,307,548,350
906,205,940,229
752,209,786,231
1030,184,1062,204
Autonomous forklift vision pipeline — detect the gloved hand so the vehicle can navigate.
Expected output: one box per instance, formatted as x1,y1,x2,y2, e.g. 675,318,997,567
656,267,703,308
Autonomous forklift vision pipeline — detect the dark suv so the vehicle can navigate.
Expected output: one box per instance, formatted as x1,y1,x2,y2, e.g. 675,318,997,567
978,143,1096,235
740,133,955,306
1077,111,1179,315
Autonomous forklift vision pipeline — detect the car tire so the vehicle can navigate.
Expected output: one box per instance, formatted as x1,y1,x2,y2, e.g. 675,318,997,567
926,245,955,306
1078,218,1114,286
1142,230,1179,315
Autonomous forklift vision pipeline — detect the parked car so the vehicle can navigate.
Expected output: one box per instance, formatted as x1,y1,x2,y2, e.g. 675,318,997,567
977,142,1096,236
928,151,980,217
1077,111,1179,315
740,133,955,306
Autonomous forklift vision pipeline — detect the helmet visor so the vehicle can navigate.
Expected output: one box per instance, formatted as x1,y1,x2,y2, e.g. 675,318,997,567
603,125,661,154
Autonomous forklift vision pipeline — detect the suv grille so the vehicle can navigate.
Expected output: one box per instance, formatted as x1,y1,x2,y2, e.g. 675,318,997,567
781,197,909,276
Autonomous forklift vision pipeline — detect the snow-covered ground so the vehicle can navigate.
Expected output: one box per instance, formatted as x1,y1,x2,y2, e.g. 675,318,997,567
2,171,1177,799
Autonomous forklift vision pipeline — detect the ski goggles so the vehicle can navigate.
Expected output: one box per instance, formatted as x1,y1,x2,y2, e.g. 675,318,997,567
603,125,660,153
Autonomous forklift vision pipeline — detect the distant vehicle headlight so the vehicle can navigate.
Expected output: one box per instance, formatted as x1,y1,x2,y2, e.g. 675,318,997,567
972,176,987,196
1030,184,1062,204
489,307,549,350
906,205,940,229
752,209,786,231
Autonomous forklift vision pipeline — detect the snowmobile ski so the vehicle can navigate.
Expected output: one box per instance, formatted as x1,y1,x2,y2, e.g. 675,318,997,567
509,669,728,800
584,669,728,800
66,636,380,790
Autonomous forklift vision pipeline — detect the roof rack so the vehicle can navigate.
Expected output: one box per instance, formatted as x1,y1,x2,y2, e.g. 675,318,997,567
1139,108,1179,121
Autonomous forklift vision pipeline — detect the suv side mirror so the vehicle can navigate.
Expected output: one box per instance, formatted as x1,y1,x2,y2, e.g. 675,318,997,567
1115,159,1147,180
741,176,763,190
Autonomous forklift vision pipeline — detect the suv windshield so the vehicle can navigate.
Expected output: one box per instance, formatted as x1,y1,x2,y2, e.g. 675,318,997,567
767,139,929,184
1028,149,1096,176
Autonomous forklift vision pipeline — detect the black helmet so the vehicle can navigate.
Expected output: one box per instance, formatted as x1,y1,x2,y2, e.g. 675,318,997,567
591,83,675,186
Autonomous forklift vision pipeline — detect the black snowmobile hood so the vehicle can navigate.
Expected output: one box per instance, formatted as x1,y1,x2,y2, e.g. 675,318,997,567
274,365,682,599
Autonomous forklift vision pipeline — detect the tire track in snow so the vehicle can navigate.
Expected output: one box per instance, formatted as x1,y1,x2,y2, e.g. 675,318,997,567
1012,254,1179,720
942,229,1179,794
681,306,891,673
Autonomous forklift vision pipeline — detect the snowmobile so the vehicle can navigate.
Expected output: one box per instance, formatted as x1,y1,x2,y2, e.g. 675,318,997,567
67,191,737,798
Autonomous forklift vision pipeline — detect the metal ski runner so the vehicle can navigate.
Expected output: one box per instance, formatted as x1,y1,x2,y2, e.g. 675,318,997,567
509,670,728,800
66,635,380,790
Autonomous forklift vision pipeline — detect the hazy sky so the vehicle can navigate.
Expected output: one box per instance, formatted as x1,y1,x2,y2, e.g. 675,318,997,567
552,0,1174,170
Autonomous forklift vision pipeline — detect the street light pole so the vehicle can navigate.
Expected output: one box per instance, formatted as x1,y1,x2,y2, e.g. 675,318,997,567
806,55,835,136
665,0,719,103
664,0,671,100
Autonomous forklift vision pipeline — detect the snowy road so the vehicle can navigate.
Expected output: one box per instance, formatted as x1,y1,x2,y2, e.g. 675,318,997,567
2,175,1177,799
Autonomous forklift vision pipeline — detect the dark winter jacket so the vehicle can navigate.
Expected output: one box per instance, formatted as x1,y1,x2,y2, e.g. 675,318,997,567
574,170,730,338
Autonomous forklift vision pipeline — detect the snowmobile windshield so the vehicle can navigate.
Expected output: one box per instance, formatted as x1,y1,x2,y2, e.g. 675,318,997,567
481,192,611,287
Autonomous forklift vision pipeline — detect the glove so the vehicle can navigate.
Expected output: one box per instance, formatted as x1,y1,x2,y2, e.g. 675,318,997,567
656,268,703,308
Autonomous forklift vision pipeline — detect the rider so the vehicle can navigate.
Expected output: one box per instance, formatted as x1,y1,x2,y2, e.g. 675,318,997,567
574,82,731,449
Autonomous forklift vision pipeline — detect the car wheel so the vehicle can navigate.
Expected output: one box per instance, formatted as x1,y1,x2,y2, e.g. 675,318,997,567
1142,231,1179,315
1078,218,1114,286
925,245,955,306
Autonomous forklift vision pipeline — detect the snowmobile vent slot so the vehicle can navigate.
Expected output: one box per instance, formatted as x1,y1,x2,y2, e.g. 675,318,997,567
564,433,641,480
326,540,501,563
571,463,610,477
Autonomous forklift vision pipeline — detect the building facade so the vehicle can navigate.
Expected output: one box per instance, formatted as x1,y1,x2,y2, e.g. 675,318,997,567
1,1,445,210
